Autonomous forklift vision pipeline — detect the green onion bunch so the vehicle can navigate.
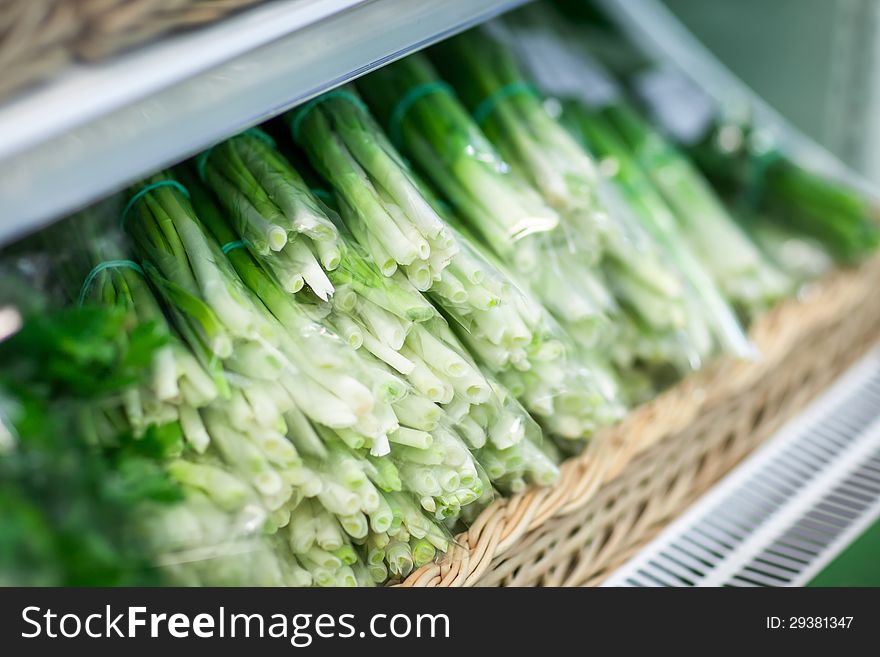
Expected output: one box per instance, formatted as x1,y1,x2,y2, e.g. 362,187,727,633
288,86,626,439
198,130,340,300
289,87,456,290
688,121,880,265
563,103,756,364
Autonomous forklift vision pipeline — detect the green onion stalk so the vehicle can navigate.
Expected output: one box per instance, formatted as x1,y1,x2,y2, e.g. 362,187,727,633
356,54,618,350
198,130,340,300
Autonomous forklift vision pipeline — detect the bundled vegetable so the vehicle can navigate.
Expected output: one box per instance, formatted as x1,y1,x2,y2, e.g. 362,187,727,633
429,27,744,374
687,123,880,264
288,86,625,439
196,153,559,484
115,175,380,581
290,92,456,289
594,178,715,372
428,31,605,241
198,129,340,300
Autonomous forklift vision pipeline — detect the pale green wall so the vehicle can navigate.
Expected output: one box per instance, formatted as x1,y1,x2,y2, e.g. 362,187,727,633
663,0,875,173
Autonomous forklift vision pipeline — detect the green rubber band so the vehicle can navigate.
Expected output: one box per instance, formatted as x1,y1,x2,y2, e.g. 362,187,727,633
471,81,540,126
741,143,783,212
387,81,453,148
78,260,144,306
196,148,213,182
242,127,276,148
290,90,369,144
121,180,190,229
310,188,333,202
221,239,247,254
198,128,275,183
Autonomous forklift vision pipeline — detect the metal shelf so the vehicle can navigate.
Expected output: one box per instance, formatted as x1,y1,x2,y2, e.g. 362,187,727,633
0,0,529,246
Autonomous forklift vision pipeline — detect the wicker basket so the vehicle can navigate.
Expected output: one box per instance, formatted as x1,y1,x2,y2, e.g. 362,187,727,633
0,0,264,100
400,256,880,586
0,0,79,99
73,0,264,60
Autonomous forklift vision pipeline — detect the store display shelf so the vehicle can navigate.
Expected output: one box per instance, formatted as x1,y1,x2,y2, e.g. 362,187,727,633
0,0,529,246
